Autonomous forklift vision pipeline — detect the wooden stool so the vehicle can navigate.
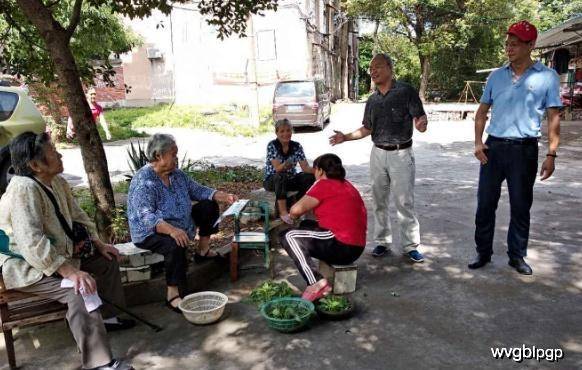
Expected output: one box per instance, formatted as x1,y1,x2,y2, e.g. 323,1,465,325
319,261,358,294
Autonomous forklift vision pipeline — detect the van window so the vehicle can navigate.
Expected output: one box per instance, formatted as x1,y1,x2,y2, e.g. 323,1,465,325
0,92,18,122
275,82,315,98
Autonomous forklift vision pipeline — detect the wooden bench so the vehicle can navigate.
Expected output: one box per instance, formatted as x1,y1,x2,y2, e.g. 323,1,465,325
0,228,68,369
0,277,68,369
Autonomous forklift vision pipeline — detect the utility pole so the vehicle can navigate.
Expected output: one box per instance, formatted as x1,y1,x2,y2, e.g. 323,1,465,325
248,16,260,127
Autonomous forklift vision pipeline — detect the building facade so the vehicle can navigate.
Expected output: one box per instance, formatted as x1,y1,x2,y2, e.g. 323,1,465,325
97,0,358,108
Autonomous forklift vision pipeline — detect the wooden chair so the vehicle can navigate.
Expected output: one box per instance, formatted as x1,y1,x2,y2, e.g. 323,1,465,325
0,229,67,369
230,201,274,282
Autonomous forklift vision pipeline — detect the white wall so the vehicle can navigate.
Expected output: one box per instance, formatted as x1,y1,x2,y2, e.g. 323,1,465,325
123,2,315,107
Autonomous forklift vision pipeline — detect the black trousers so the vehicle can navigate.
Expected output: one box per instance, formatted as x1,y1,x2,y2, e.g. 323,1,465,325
475,136,538,259
136,200,219,293
263,172,315,200
279,221,363,285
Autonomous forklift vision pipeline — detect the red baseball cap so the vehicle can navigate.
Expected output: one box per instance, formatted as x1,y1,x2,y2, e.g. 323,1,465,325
507,20,537,42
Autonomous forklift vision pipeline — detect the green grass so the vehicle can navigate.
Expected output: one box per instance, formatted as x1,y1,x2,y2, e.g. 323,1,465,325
104,104,274,137
72,188,97,220
99,123,147,142
113,180,130,194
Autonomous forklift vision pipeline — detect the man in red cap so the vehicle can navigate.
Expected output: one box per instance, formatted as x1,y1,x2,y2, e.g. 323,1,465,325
469,20,562,275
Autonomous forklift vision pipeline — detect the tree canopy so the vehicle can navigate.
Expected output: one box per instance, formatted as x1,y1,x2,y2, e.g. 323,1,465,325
347,0,582,100
0,0,279,236
0,1,140,85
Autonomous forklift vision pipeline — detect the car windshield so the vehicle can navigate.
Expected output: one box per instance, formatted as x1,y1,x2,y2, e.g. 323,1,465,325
0,92,18,122
275,82,315,98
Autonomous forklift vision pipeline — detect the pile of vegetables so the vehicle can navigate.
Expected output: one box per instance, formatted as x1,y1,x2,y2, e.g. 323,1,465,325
316,295,351,312
266,301,312,321
248,280,294,307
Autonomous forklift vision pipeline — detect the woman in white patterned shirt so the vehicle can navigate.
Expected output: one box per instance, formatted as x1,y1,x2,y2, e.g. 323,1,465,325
0,132,133,370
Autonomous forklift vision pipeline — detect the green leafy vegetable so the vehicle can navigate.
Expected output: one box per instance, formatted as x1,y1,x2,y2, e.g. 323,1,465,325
248,280,294,307
266,302,310,321
317,295,351,312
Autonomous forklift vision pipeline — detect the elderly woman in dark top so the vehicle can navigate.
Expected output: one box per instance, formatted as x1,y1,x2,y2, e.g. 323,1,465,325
127,134,236,312
263,119,315,224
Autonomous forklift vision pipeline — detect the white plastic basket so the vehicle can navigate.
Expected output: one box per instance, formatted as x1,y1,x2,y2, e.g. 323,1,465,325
178,291,228,325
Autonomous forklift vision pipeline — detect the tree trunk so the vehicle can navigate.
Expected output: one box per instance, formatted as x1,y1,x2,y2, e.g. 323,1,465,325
339,22,349,100
350,21,358,100
16,0,115,239
370,20,380,92
372,20,380,53
418,53,430,103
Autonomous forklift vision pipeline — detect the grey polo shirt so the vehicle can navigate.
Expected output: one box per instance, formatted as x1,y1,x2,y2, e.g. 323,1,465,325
362,81,426,145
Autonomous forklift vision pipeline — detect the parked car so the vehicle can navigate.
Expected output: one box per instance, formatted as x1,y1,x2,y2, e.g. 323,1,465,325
272,79,331,130
0,86,46,194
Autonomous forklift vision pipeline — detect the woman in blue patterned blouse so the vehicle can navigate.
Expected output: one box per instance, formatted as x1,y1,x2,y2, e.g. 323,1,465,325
127,134,237,313
263,119,315,224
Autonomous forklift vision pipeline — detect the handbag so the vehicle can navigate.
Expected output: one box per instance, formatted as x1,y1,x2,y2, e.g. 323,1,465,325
28,176,95,259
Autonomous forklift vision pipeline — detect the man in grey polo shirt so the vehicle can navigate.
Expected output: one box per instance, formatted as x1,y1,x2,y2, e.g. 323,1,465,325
468,20,562,275
329,53,428,263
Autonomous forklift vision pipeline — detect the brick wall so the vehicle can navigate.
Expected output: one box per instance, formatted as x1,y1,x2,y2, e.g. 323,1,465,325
94,65,126,105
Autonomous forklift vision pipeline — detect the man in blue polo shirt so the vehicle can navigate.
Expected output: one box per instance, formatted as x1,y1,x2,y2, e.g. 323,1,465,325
468,20,562,275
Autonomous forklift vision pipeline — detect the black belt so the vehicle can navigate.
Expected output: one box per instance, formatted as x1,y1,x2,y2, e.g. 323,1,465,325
488,135,538,144
375,140,412,151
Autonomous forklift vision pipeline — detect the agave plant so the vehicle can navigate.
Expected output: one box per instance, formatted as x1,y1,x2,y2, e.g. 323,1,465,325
126,140,149,175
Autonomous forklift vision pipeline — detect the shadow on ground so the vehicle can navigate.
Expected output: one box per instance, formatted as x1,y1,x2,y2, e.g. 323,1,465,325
1,125,581,370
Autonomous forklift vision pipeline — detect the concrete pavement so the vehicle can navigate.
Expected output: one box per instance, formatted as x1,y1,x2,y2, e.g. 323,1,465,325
1,103,580,369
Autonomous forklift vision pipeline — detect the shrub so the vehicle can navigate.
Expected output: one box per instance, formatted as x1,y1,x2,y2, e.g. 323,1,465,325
113,180,130,194
184,160,262,187
110,206,130,243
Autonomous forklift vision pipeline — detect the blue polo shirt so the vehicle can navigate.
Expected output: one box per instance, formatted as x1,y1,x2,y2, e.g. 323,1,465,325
480,61,562,138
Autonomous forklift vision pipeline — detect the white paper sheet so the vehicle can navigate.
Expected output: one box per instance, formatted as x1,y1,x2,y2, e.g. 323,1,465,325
213,199,249,227
60,278,103,313
113,242,150,256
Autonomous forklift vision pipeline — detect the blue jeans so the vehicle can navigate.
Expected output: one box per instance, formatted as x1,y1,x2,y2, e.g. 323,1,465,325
474,136,538,259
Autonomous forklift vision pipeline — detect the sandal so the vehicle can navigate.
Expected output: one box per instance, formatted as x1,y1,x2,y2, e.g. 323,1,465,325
301,280,332,302
165,296,182,314
194,249,224,263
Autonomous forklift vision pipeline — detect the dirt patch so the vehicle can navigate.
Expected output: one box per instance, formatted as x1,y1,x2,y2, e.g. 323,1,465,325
191,180,265,254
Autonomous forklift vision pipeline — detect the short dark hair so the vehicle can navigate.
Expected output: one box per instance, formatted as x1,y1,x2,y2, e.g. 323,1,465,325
373,53,393,69
275,118,292,133
9,132,51,176
313,153,346,181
